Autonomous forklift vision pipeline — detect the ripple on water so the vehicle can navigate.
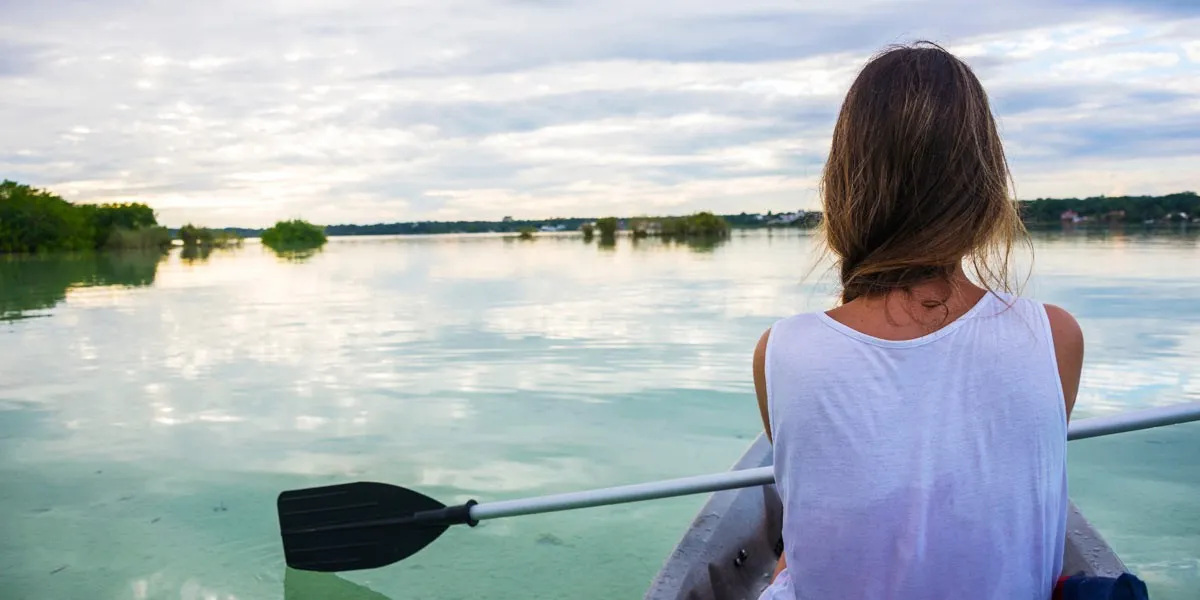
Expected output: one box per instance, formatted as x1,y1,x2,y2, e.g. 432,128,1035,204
0,230,1197,599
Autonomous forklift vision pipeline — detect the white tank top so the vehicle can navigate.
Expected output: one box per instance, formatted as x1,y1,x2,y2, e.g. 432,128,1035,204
759,292,1068,600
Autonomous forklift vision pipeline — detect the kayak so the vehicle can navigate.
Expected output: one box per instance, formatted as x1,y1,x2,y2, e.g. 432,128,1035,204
644,434,1127,599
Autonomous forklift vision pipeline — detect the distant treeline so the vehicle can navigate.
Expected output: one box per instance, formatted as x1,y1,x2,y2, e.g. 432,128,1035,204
319,211,817,237
171,226,264,239
7,177,1194,256
228,195,1195,236
0,180,171,253
1017,192,1198,224
325,218,589,236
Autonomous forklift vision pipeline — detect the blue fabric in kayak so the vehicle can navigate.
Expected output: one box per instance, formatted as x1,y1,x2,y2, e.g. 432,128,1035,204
1055,573,1149,600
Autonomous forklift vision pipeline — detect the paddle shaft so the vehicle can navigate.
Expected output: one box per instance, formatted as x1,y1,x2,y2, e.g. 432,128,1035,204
469,402,1200,522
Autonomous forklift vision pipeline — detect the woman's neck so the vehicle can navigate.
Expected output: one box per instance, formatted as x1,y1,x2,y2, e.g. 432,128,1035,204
828,270,987,341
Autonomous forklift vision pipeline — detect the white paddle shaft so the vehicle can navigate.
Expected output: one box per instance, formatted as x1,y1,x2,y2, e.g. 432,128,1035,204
469,402,1200,522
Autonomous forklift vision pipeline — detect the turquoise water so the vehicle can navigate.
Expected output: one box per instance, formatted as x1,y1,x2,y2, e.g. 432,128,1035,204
1,229,1197,599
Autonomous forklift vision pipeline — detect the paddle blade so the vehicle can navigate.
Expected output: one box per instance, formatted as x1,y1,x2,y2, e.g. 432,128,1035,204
278,482,449,572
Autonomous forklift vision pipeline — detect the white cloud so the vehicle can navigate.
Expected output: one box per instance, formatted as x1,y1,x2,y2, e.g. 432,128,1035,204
1054,51,1181,78
1,2,1199,226
1185,41,1200,63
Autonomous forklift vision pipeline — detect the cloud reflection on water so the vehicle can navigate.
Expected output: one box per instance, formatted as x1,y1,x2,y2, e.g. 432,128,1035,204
0,229,1197,598
1,230,1197,467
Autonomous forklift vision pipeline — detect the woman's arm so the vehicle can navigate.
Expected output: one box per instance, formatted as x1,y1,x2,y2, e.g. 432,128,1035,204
1045,304,1084,422
753,328,786,580
753,328,772,443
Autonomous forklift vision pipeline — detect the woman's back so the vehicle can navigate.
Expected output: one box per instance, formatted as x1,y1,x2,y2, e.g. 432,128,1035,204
759,292,1068,599
751,41,1084,599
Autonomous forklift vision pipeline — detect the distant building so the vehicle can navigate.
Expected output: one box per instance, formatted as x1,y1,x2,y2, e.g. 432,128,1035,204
769,211,806,225
502,216,514,223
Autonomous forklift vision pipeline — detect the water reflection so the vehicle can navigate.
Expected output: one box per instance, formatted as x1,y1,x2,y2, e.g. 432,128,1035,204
181,244,213,264
676,236,726,253
269,247,323,263
0,230,1197,599
283,569,392,600
1028,225,1199,248
599,234,729,253
0,251,167,321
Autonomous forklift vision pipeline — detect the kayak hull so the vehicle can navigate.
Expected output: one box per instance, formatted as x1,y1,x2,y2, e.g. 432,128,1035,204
645,434,1126,599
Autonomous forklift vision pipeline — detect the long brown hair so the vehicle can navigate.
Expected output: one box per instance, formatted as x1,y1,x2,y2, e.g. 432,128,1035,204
819,41,1028,305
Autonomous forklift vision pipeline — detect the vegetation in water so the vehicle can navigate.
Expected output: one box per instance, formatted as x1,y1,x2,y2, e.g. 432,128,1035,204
178,224,244,249
580,222,595,241
102,224,173,251
0,251,165,321
595,217,619,242
0,180,172,254
628,212,731,239
261,219,327,252
517,226,536,240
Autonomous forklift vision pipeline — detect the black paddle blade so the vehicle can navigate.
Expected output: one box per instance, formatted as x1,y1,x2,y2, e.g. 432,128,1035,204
278,482,449,572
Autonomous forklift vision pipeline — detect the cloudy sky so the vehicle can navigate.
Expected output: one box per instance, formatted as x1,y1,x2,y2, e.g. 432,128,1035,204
2,0,1198,227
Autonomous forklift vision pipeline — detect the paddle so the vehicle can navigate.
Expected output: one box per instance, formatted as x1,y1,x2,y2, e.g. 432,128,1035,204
278,401,1200,572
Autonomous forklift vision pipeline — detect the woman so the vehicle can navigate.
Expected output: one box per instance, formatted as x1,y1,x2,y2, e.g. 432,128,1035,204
754,42,1083,599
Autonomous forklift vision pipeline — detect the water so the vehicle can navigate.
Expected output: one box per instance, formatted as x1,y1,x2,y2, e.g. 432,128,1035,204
1,229,1197,600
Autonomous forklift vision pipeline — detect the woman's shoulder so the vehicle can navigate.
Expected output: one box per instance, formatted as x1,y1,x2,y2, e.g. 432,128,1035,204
990,291,1080,325
991,292,1084,419
755,311,828,352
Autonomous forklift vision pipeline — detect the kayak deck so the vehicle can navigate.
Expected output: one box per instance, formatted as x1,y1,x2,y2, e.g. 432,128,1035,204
645,434,1126,599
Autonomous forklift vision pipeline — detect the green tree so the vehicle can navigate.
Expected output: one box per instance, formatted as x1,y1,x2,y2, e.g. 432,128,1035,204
0,180,169,253
0,180,92,253
595,217,619,240
79,202,164,249
179,223,217,247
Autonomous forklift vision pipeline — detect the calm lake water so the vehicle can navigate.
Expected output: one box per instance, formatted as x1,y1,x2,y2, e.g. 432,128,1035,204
1,229,1198,600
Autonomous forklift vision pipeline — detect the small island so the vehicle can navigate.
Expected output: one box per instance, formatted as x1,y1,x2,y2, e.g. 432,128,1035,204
261,219,328,252
179,224,244,249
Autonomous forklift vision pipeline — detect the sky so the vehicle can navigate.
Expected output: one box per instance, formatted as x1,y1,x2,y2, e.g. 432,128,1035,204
1,0,1199,227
